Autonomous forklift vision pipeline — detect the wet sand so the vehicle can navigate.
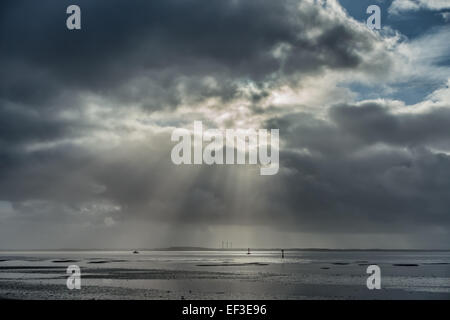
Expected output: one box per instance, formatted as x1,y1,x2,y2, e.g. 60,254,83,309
1,250,449,300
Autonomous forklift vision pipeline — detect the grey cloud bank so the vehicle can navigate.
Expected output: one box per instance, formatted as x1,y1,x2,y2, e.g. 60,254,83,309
0,0,449,249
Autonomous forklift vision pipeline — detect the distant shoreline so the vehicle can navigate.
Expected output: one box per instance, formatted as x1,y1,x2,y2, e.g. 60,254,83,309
1,247,450,252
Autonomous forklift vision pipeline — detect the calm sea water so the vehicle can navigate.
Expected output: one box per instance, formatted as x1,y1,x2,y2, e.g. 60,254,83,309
1,250,449,299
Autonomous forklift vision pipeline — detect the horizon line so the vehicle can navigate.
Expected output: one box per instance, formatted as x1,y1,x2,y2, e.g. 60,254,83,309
1,246,450,252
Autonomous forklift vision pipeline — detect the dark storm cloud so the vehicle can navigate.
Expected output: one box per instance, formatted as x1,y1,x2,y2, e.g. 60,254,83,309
267,102,450,155
0,0,394,205
1,0,449,248
0,144,99,204
330,103,450,147
104,102,450,234
273,146,450,233
0,106,64,147
0,0,388,110
258,102,450,232
4,101,450,236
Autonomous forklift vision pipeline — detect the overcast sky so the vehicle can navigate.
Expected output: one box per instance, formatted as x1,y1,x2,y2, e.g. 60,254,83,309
1,0,450,249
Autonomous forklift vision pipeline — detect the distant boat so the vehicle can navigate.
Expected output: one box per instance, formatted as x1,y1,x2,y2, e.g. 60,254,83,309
247,248,251,255
133,250,139,254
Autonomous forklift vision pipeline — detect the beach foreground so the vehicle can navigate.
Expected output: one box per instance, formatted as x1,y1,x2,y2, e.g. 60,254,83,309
1,250,449,300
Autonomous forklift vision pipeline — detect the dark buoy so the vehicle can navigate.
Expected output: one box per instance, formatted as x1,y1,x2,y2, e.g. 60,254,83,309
133,250,139,254
281,249,284,259
247,248,251,255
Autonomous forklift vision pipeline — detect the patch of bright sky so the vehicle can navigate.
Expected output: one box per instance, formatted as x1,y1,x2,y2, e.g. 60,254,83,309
338,0,449,38
338,0,450,105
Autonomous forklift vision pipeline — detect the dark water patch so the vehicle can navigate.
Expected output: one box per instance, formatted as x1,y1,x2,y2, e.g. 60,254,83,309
320,267,330,270
0,266,64,270
393,264,419,267
52,259,79,263
0,258,46,263
196,262,268,267
88,259,127,264
423,262,450,265
332,262,350,265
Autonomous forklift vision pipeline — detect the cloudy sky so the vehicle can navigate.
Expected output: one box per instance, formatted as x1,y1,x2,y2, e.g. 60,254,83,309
1,0,450,249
